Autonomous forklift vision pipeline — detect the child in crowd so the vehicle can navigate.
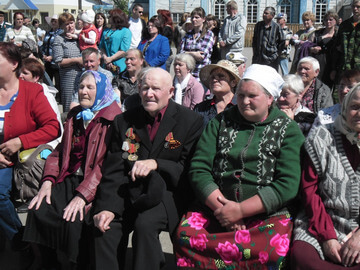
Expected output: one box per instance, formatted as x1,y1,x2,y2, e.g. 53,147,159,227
78,9,99,51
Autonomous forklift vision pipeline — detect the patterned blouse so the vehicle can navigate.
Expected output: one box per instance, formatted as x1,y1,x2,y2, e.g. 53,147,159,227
180,29,215,78
301,79,316,112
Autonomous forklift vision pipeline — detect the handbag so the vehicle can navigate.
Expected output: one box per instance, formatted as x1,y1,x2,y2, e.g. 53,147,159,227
13,144,53,202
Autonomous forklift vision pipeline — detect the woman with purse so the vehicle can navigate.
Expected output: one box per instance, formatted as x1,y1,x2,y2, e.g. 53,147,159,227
0,42,59,245
23,70,121,269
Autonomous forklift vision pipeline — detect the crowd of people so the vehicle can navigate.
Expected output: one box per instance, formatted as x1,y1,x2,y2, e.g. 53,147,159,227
0,0,360,269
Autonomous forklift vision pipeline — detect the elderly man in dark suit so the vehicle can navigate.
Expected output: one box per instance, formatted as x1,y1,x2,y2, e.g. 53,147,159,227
93,67,203,270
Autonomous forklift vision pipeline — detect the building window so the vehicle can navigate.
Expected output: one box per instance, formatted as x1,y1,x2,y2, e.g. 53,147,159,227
315,0,327,23
171,13,182,24
247,0,258,23
214,0,226,21
63,9,69,13
40,12,48,25
71,9,77,14
279,0,292,23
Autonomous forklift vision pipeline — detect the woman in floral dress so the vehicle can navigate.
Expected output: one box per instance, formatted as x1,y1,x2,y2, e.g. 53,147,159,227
174,64,304,269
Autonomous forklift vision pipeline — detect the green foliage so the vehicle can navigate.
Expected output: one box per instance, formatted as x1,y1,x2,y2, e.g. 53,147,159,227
112,0,129,15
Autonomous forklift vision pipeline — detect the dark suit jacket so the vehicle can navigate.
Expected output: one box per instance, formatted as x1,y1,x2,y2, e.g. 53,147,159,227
95,99,203,232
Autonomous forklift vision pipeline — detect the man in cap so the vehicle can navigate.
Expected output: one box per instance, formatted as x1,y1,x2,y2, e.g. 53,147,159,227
276,13,292,75
93,67,203,270
252,6,284,70
0,11,12,41
226,51,247,77
218,0,247,60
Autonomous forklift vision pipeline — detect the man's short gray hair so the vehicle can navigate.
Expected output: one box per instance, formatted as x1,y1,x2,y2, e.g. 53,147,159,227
265,6,275,17
226,0,238,10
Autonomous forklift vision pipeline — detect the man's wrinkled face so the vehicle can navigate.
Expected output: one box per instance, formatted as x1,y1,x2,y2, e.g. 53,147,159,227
139,70,173,117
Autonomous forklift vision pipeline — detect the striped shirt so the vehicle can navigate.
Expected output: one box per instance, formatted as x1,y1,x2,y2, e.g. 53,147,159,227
0,92,18,136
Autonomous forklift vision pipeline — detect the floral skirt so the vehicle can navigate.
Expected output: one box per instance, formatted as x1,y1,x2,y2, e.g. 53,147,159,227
174,210,293,270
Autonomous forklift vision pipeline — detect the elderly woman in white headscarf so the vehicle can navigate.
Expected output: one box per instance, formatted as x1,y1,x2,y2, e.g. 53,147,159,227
174,64,305,269
292,83,360,269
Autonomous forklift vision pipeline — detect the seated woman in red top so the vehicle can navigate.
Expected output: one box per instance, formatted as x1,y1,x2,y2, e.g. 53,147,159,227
23,70,121,269
292,83,360,269
0,42,59,243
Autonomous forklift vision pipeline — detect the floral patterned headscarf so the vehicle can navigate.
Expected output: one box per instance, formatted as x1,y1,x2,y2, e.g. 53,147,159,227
76,70,120,121
334,82,360,147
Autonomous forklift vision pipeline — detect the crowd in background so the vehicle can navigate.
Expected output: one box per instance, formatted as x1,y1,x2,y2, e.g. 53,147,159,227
0,0,359,269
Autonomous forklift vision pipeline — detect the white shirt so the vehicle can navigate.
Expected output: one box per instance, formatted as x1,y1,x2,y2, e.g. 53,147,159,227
129,17,143,49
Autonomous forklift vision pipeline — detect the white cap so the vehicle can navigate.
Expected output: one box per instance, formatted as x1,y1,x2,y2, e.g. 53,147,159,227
226,52,248,65
45,14,58,26
80,9,95,24
242,64,284,99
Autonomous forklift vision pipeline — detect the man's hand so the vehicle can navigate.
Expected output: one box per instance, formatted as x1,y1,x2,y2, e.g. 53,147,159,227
341,230,360,267
309,46,322,54
0,152,12,168
322,239,342,264
94,211,115,233
129,159,157,182
28,181,52,210
0,137,22,157
214,196,242,227
63,196,86,222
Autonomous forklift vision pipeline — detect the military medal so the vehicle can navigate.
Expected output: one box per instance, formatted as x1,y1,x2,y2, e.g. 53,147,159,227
164,132,181,149
122,130,140,161
128,154,138,161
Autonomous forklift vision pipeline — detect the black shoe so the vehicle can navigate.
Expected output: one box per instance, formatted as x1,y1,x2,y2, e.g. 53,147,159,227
17,202,29,213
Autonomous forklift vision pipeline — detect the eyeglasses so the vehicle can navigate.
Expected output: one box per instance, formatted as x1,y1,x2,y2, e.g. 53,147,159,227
353,5,360,9
139,11,143,14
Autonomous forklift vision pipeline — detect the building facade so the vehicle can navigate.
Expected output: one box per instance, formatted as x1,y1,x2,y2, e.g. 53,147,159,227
129,0,354,24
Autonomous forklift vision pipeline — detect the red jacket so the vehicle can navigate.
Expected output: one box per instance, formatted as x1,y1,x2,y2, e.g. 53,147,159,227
4,79,60,150
79,24,99,51
42,101,121,203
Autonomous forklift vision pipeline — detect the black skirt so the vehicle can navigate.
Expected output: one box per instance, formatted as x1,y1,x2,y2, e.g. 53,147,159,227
23,174,89,263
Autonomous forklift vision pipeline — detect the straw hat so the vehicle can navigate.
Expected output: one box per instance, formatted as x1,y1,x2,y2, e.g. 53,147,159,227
199,60,241,89
45,14,58,26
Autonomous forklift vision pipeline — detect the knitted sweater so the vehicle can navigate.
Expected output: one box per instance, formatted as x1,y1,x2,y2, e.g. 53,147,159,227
190,105,304,215
293,124,360,259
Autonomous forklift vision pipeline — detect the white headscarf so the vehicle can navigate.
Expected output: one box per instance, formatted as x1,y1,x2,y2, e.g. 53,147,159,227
242,64,284,99
334,83,360,147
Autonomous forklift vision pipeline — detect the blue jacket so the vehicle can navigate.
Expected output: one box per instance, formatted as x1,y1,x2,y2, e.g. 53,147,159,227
138,34,170,69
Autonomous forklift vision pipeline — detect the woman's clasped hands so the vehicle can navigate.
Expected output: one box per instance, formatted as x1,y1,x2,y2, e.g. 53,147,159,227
322,229,360,267
214,196,246,231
